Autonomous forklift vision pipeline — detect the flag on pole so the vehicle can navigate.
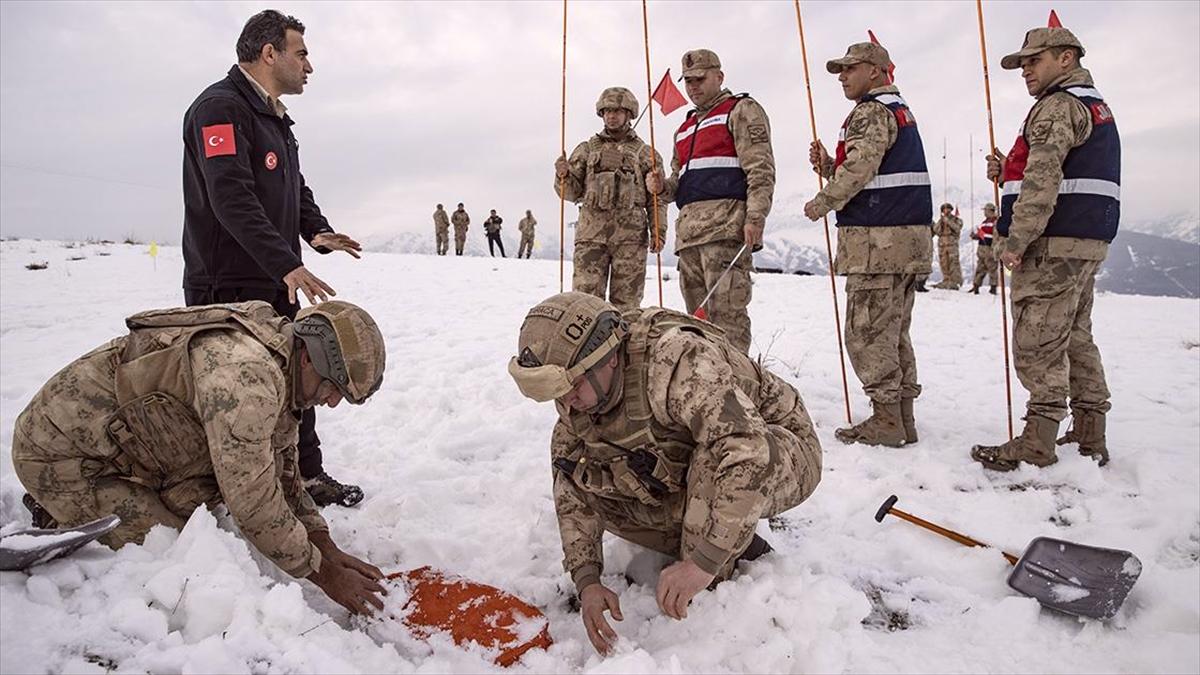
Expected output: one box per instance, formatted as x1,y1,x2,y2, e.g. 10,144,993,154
149,241,158,271
867,30,896,83
1048,9,1062,27
651,69,688,116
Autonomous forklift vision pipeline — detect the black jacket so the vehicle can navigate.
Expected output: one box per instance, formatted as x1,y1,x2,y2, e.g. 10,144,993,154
182,65,333,291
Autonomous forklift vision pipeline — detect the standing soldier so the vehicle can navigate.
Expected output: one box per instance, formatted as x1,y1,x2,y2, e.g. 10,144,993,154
972,25,1118,470
484,209,506,257
555,87,665,310
433,204,451,256
518,210,537,259
451,203,470,256
507,292,822,655
802,42,933,448
646,50,776,353
968,203,999,294
932,203,963,289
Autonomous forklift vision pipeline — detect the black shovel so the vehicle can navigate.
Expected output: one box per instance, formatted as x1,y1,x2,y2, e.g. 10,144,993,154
875,495,1141,620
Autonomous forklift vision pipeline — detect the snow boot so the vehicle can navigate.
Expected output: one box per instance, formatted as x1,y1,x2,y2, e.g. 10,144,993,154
971,416,1059,471
304,471,365,507
22,493,57,530
900,398,919,444
969,284,980,294
989,285,997,295
1058,411,1110,466
915,280,929,293
835,401,907,447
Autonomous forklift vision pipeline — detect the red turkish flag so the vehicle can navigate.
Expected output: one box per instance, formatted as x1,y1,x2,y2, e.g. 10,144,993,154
201,124,236,158
867,29,896,84
1048,9,1063,27
652,69,688,116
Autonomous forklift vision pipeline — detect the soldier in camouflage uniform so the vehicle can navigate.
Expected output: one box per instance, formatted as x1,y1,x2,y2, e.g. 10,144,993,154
972,26,1118,470
647,50,775,353
507,292,822,655
802,42,933,448
518,210,537,259
451,203,470,256
555,87,666,310
433,204,451,256
969,203,999,294
932,203,963,289
12,301,388,615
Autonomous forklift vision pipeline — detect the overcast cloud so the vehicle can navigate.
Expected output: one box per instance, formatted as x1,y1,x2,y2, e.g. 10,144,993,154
1,0,1197,246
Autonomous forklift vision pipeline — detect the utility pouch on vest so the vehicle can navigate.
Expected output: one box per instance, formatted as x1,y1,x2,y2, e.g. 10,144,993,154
586,171,616,211
105,392,207,490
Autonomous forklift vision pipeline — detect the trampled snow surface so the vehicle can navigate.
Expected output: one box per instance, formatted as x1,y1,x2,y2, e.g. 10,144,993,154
1,239,1198,673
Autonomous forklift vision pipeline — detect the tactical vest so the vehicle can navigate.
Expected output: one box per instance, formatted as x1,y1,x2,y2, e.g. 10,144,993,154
555,308,729,507
104,301,293,501
834,93,933,227
673,94,749,208
583,133,651,213
978,217,996,246
997,85,1120,242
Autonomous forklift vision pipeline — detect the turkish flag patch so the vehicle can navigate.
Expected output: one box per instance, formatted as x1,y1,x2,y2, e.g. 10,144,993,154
202,123,236,158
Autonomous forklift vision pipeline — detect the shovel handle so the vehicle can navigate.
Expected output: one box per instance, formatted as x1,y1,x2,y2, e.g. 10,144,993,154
875,495,1019,566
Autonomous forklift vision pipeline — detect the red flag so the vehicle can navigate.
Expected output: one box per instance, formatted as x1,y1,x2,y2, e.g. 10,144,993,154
1048,9,1062,27
694,306,708,320
652,69,688,116
867,29,896,84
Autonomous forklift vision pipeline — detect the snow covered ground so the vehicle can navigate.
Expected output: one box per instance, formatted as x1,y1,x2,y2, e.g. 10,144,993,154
1,238,1197,674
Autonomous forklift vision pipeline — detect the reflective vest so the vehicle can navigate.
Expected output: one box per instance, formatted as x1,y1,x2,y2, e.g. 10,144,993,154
673,95,748,208
997,85,1120,242
834,93,932,227
978,217,996,246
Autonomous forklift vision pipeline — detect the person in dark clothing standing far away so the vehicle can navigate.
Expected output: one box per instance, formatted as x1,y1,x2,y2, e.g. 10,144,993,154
484,209,506,257
180,10,365,507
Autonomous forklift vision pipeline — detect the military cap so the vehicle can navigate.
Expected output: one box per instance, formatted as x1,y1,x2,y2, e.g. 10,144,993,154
1000,27,1085,70
680,49,721,79
826,42,892,74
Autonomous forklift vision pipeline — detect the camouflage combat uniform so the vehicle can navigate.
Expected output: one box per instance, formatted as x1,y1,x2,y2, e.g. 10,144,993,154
451,207,470,256
970,212,999,291
933,212,963,288
518,214,537,259
556,129,665,310
433,206,451,256
551,309,822,591
11,303,327,577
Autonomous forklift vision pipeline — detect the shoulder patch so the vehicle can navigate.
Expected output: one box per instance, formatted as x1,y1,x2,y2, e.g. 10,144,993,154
747,124,769,144
1027,119,1055,145
202,123,237,158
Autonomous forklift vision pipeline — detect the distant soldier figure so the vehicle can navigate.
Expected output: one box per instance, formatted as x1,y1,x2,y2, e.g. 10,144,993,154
647,50,776,353
13,301,388,615
518,210,537,259
932,203,963,289
433,204,451,256
484,209,506,258
555,87,665,310
969,203,999,294
507,292,822,655
802,42,933,448
451,203,470,256
972,25,1119,470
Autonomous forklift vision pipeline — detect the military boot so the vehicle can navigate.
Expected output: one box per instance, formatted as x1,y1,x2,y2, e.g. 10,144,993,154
22,493,57,530
989,285,997,295
1058,411,1110,466
304,471,365,507
971,416,1059,471
915,280,929,293
969,284,980,294
900,398,919,444
835,401,907,447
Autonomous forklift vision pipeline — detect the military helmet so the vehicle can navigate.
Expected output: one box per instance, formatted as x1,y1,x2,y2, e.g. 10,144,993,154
983,203,998,212
940,202,954,212
595,87,639,118
293,301,386,405
507,292,629,402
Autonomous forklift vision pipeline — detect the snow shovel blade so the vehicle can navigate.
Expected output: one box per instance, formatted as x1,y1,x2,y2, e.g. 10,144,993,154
0,514,121,571
1007,536,1142,620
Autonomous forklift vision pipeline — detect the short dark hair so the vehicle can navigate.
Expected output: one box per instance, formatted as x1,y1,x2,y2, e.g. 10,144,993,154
1046,46,1082,65
236,10,305,63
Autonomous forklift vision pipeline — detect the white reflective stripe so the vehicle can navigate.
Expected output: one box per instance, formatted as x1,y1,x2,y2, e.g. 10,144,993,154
872,94,907,107
1002,178,1120,200
838,128,846,141
1064,86,1103,100
696,114,729,131
680,156,742,175
675,125,697,144
861,171,930,190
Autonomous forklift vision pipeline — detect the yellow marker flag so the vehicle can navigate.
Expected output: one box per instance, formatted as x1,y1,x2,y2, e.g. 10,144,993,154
149,242,159,258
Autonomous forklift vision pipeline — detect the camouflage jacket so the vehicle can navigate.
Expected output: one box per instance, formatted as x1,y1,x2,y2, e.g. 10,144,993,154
433,209,450,231
556,128,665,246
451,209,470,231
996,68,1108,262
519,216,537,236
659,90,776,252
933,214,963,241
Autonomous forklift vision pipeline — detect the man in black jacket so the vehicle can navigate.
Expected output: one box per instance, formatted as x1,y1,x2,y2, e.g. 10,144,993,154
181,10,364,507
484,209,506,257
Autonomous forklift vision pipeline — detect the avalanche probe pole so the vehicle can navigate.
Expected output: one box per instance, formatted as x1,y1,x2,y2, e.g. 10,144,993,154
558,0,568,293
641,0,665,306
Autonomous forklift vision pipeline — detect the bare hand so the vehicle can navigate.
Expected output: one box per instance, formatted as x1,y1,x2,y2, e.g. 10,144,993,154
809,140,830,175
744,222,764,250
655,559,714,620
555,154,569,179
283,265,336,305
311,232,362,259
803,199,823,221
579,583,623,655
649,233,665,254
306,532,386,615
645,169,664,196
986,148,1006,182
1000,250,1022,270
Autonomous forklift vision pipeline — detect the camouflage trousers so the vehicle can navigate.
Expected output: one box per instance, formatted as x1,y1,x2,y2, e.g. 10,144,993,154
454,228,467,255
1010,255,1110,422
518,234,535,259
973,246,998,288
844,273,921,404
579,424,822,580
435,228,450,256
679,240,753,354
572,240,648,311
937,242,962,287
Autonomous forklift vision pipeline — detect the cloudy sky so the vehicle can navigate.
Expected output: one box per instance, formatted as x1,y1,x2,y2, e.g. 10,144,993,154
1,0,1197,247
